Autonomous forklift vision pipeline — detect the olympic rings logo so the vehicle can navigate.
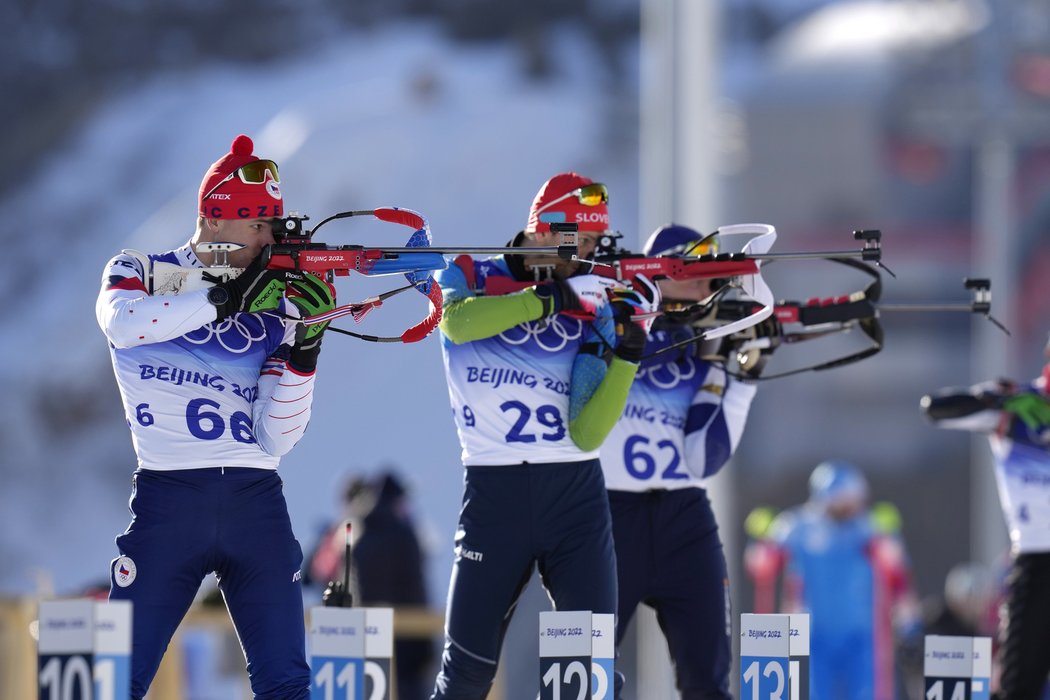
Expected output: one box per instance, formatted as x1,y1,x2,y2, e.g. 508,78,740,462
500,316,584,353
639,355,698,390
183,314,269,353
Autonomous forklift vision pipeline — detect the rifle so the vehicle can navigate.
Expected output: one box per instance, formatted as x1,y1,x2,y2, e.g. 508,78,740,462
179,208,579,343
589,228,1006,378
672,266,1007,380
584,226,888,345
477,225,888,343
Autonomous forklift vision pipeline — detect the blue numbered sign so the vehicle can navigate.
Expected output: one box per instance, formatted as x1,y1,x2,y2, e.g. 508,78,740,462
364,608,393,700
970,637,991,700
740,613,790,700
93,601,132,700
924,635,993,700
539,610,592,700
591,613,614,700
310,607,366,700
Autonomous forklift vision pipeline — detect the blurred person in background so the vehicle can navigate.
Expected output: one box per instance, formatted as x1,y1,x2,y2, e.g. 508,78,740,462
353,472,434,700
430,172,659,699
304,474,373,590
95,134,336,699
921,560,997,639
922,336,1050,700
745,460,922,700
906,560,999,700
600,224,772,700
305,471,436,699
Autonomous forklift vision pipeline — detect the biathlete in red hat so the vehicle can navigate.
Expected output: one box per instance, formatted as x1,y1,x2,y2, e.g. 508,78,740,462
95,135,335,699
428,173,660,699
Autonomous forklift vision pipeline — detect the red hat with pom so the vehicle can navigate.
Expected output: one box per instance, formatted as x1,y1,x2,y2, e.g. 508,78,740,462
198,134,283,220
525,172,609,234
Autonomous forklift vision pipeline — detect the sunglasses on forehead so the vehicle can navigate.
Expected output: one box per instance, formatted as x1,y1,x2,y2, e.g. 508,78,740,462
534,183,609,216
201,160,280,202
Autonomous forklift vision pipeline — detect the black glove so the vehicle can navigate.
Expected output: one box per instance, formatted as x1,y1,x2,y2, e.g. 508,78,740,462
609,275,661,363
534,275,616,317
208,252,286,321
736,314,781,378
612,302,648,362
706,314,782,376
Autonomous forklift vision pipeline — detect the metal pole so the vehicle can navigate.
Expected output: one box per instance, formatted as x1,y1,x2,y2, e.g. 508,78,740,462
639,0,722,697
972,0,1014,568
639,0,677,244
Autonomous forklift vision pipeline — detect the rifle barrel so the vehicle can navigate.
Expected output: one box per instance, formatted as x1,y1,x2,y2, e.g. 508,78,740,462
877,304,977,312
748,250,871,261
376,246,569,255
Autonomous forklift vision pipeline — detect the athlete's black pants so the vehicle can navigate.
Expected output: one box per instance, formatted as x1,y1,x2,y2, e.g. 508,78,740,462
431,459,617,700
995,551,1050,700
109,468,309,700
609,486,731,700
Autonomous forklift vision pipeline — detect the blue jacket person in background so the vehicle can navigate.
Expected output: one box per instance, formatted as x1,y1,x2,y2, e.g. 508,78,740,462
757,462,921,700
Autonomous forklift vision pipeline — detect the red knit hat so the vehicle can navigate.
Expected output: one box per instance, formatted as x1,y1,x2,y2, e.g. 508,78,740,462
525,172,609,234
198,134,283,220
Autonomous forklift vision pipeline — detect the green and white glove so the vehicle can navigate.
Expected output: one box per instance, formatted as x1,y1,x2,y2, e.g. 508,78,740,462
286,272,336,372
1003,392,1050,431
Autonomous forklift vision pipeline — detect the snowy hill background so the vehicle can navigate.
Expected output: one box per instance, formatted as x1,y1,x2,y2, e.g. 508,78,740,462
0,22,640,605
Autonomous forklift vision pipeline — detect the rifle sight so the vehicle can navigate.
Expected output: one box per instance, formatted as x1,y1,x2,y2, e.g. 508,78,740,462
273,212,312,242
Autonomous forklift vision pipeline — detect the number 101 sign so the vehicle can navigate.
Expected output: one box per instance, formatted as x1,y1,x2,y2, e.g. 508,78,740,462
37,599,132,700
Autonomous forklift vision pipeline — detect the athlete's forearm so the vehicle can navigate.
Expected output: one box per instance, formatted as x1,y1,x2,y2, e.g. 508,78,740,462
253,359,315,456
569,358,638,452
683,375,757,476
921,387,1002,432
97,253,219,347
440,290,546,344
98,286,219,348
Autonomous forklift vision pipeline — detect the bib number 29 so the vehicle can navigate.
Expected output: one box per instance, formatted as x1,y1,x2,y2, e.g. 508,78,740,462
501,401,565,443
